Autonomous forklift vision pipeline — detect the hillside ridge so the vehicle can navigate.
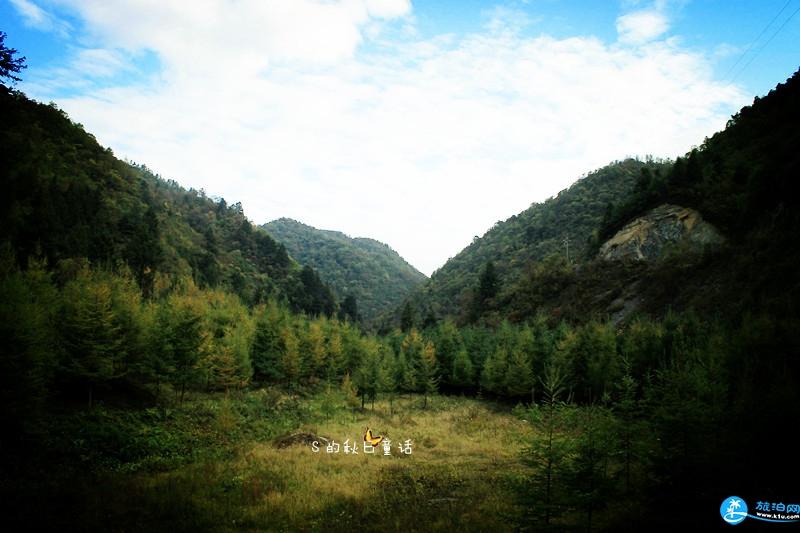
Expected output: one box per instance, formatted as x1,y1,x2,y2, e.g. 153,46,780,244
263,217,426,326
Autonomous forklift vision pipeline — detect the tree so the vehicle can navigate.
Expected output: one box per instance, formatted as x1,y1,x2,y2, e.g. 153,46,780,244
165,293,207,403
451,347,475,389
559,321,618,403
481,346,508,394
304,320,327,379
401,328,424,366
505,347,535,401
296,265,336,317
341,322,366,375
201,289,253,390
341,372,360,417
0,32,26,85
568,405,615,532
478,261,498,302
400,301,416,332
418,340,438,409
251,300,286,382
0,253,58,435
432,319,463,388
469,260,499,321
280,325,301,384
122,203,162,297
378,349,397,414
205,344,239,391
395,348,415,394
339,294,360,323
522,365,574,527
355,339,382,410
60,271,123,407
326,330,344,382
613,362,643,495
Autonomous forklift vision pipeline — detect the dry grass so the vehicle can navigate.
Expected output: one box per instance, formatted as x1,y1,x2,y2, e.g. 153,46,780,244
238,395,533,523
70,393,536,532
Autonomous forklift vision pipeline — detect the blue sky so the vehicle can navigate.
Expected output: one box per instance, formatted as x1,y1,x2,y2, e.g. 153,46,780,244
2,0,799,274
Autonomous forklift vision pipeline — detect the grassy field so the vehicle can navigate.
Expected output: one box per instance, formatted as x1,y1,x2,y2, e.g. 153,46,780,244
9,390,537,532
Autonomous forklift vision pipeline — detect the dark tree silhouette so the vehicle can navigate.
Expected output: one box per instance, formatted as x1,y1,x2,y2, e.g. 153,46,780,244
339,294,360,323
0,31,27,85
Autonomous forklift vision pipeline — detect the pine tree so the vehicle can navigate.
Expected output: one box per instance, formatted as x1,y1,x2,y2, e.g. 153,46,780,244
281,325,301,385
433,319,463,387
61,273,123,407
400,301,416,332
505,347,535,401
470,260,499,321
568,405,615,532
201,290,253,390
251,300,286,383
481,346,508,394
355,339,382,410
451,347,475,389
378,349,397,414
418,340,438,409
0,31,27,85
341,372,359,418
0,253,58,432
613,363,642,495
522,365,574,527
207,344,239,391
341,322,366,375
305,320,327,379
326,330,344,382
400,328,425,391
395,349,415,394
338,294,360,323
229,318,255,386
167,295,207,404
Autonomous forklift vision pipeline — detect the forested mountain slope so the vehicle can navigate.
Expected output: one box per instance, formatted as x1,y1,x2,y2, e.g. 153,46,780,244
0,86,336,315
408,68,800,328
410,158,671,321
263,218,426,325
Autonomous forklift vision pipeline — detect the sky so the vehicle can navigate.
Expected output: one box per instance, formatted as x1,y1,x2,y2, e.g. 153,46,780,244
2,1,799,276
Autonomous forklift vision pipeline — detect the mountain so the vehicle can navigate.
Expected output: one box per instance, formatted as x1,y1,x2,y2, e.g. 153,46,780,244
408,68,800,327
263,218,427,325
409,158,672,322
0,85,336,315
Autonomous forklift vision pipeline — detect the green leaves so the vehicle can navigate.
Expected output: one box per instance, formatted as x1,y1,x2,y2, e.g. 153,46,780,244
263,218,426,326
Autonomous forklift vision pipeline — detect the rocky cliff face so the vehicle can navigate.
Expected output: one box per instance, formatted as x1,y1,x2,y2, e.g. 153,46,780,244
599,204,724,261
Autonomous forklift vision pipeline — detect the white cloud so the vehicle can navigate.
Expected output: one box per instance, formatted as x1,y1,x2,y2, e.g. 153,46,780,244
10,0,49,27
616,9,669,44
74,48,129,78
366,0,412,18
10,0,70,35
24,2,746,276
52,0,411,76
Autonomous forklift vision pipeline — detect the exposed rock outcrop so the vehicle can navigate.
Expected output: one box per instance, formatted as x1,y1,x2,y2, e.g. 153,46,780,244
599,204,723,262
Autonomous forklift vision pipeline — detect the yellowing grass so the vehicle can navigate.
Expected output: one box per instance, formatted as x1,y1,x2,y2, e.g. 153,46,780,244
229,395,534,529
88,394,535,531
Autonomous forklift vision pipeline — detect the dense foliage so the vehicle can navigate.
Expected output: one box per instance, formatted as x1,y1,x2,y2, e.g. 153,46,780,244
598,69,800,244
406,70,800,329
263,218,426,327
0,86,339,316
409,158,671,322
4,249,796,529
1,34,799,530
